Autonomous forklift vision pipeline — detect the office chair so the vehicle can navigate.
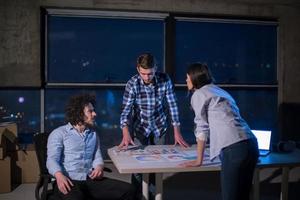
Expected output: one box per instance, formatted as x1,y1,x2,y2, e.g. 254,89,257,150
33,132,112,200
33,132,58,200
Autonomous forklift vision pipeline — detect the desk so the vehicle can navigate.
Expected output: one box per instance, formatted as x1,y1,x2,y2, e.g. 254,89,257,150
108,145,300,200
254,149,300,200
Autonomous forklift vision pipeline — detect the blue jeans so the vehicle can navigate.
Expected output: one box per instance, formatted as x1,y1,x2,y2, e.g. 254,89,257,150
220,138,259,200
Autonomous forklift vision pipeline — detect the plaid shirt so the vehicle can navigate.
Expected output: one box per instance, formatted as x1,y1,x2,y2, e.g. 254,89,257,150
120,72,180,137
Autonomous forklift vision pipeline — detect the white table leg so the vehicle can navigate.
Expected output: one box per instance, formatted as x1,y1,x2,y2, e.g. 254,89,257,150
155,173,163,200
280,167,289,200
142,173,149,200
253,168,260,200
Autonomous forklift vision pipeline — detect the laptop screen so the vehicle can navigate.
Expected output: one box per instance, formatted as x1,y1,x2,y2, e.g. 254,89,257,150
252,130,272,150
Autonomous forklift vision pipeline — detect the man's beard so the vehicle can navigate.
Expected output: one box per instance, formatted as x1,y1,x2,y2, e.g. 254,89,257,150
86,121,102,133
85,119,96,128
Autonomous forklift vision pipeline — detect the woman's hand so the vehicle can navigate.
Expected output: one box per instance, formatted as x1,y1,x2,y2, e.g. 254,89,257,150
179,160,202,167
179,139,205,167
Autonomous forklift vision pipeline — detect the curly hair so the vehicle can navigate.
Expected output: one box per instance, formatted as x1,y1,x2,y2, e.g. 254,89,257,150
65,93,96,125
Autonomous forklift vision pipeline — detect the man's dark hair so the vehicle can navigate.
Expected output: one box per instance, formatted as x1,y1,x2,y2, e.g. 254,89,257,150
137,53,156,69
187,63,213,89
65,93,96,125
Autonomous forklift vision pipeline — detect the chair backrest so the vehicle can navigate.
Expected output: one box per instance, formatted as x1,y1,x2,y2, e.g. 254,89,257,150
33,133,50,176
33,133,55,200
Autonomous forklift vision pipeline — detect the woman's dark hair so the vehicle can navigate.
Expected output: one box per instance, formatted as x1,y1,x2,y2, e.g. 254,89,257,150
65,93,96,125
187,63,213,89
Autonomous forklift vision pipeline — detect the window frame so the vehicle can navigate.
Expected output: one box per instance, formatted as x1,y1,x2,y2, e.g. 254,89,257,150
43,8,169,86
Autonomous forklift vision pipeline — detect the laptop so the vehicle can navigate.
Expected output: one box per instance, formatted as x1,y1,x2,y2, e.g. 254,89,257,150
252,130,272,156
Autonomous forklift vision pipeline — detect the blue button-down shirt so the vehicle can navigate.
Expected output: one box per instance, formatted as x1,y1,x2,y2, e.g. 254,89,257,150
46,123,104,180
120,72,180,137
191,84,255,160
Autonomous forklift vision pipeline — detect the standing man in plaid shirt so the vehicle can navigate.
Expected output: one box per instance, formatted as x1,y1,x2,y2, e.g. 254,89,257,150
119,53,189,198
119,52,189,149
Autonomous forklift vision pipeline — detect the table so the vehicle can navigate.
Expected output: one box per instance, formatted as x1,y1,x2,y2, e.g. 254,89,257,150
108,145,300,200
254,149,300,200
108,145,220,200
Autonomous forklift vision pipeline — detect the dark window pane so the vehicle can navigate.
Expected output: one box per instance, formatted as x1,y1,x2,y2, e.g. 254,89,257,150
45,88,124,159
176,88,277,144
228,88,278,130
0,89,40,144
175,20,277,84
47,16,164,83
175,89,196,144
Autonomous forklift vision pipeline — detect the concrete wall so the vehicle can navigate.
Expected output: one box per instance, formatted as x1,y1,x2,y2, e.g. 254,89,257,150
0,0,300,103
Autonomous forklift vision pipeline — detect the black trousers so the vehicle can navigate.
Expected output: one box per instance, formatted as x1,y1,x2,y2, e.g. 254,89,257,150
55,177,136,200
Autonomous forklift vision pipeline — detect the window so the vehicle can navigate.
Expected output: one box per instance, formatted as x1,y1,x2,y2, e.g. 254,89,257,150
174,18,277,84
173,17,278,144
0,89,40,144
46,10,165,84
43,9,168,158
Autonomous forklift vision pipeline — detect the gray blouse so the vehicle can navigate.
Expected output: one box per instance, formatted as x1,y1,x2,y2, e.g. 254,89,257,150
191,84,255,160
